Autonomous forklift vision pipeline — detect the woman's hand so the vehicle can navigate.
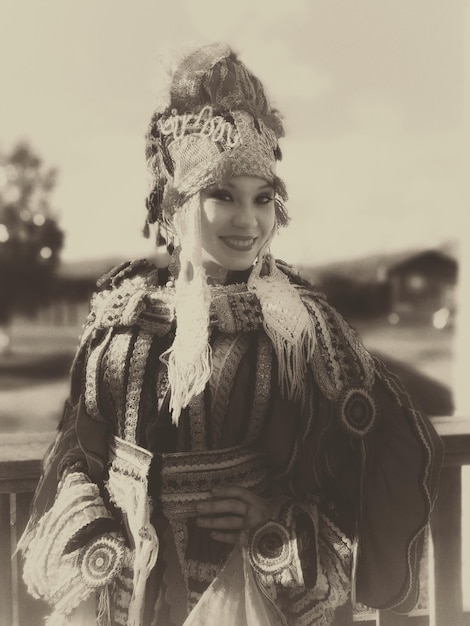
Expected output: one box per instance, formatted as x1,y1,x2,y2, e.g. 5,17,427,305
195,485,271,544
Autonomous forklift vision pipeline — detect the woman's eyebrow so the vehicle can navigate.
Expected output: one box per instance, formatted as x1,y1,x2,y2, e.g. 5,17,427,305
224,182,273,191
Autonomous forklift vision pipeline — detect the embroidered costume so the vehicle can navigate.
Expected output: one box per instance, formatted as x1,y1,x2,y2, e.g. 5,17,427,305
20,43,443,626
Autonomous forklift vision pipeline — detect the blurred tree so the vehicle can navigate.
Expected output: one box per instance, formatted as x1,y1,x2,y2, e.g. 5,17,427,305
0,142,64,352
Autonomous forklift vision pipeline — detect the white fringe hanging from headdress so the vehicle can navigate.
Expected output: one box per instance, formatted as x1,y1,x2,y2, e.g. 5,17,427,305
161,195,212,424
248,243,316,403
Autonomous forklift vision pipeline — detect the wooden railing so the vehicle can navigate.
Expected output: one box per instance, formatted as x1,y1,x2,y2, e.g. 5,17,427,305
1,418,470,626
0,432,51,626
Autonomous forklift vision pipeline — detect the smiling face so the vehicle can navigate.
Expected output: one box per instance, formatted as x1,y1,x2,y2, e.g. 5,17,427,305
199,176,276,273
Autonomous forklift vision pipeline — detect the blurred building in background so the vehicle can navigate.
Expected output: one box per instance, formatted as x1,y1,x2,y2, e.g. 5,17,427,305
299,243,457,328
387,249,457,329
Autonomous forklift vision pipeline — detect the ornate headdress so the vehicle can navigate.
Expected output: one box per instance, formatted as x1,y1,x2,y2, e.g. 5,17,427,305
144,42,288,231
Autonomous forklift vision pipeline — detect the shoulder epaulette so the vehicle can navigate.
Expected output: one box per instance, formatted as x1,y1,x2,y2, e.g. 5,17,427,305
96,259,157,291
84,259,168,331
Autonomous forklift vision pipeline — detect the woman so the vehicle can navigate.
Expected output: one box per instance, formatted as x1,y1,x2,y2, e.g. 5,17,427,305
20,43,443,626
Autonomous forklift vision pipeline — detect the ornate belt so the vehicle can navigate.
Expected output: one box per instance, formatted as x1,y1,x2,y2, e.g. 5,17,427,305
159,444,271,521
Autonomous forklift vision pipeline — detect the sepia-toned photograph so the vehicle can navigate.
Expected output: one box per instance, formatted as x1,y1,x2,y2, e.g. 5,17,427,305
0,1,468,625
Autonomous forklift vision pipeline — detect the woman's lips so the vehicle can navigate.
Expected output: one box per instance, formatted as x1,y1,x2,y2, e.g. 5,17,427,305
219,236,257,251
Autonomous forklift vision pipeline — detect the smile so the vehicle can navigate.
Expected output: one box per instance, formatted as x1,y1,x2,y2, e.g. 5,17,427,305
220,236,257,251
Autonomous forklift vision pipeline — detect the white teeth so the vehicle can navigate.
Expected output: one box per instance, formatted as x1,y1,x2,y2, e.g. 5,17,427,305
223,237,255,250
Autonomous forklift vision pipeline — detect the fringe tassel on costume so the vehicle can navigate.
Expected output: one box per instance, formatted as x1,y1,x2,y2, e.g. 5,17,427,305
248,249,316,404
97,585,113,626
161,195,212,424
106,438,158,626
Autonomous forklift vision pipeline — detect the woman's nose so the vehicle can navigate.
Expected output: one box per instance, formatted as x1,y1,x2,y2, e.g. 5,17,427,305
232,202,257,228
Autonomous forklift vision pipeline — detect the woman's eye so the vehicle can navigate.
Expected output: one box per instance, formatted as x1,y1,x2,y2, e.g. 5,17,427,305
210,189,232,202
256,194,274,205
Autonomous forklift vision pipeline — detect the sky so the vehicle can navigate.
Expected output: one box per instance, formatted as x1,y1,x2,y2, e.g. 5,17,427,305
0,0,467,265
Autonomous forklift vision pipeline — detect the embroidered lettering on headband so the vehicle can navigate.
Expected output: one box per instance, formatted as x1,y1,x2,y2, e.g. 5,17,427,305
157,105,240,148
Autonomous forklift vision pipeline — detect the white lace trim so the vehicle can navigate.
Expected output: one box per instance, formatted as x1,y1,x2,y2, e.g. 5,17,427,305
106,436,158,626
248,255,316,405
22,472,118,623
124,331,153,444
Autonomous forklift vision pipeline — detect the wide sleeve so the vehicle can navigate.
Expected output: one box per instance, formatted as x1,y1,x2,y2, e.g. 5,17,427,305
353,357,444,612
251,353,443,624
296,286,444,614
251,279,444,622
19,296,129,625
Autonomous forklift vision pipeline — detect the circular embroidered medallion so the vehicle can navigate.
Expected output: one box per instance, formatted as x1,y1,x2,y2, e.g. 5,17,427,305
80,535,125,588
249,521,292,574
339,388,377,437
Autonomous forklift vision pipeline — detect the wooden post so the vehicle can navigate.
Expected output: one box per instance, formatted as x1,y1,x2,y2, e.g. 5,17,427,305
454,0,470,416
430,465,463,626
15,492,49,626
0,494,13,626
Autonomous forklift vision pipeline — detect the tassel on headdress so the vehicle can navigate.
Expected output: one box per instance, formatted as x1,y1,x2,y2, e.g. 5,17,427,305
160,196,212,424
